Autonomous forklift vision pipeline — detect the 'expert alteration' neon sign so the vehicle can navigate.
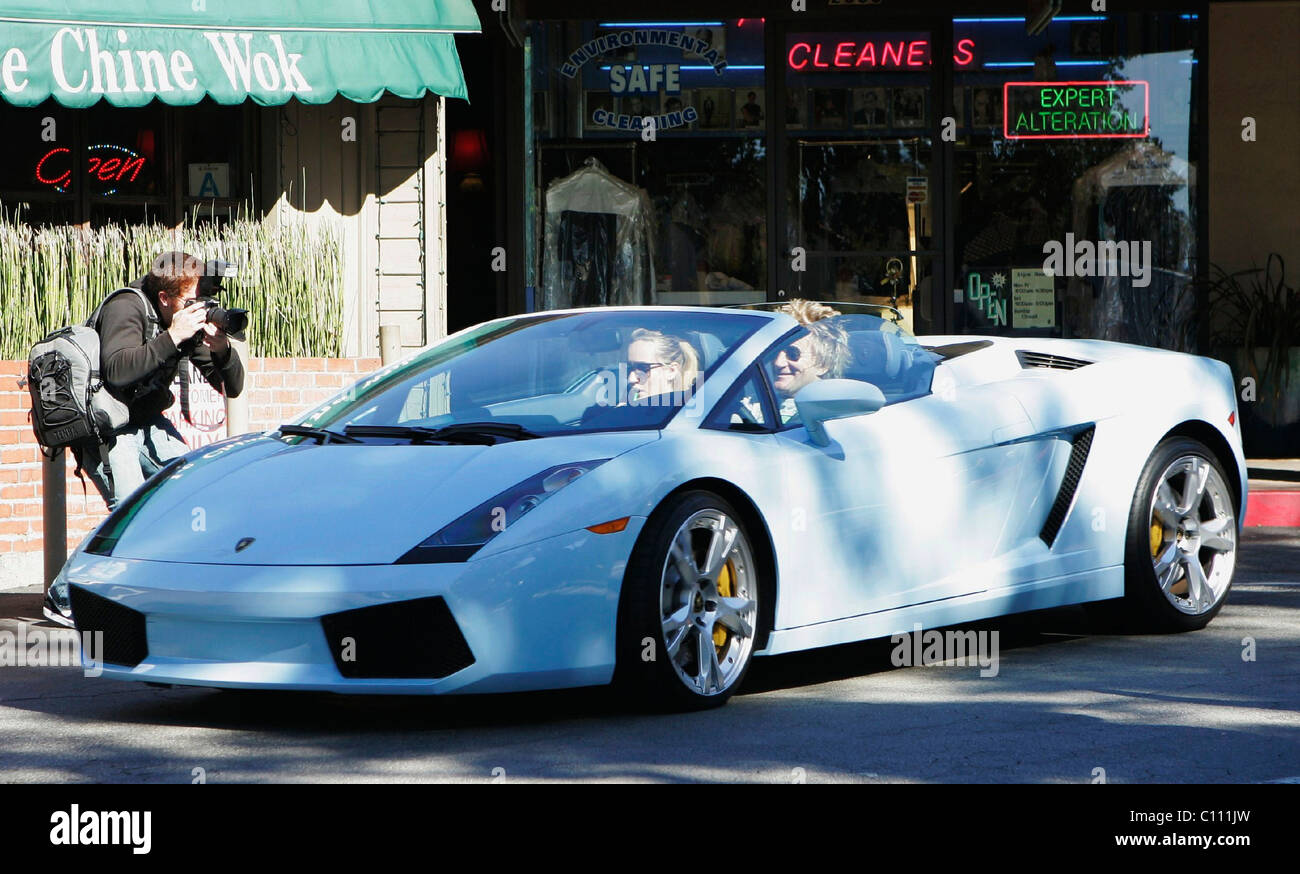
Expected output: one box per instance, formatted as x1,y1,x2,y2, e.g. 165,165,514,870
1004,81,1150,139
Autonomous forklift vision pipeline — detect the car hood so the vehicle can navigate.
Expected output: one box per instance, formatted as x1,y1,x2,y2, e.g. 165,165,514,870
102,430,657,565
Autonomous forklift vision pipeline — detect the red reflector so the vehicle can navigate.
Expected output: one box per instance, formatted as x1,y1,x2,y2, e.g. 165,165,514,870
1228,411,1236,426
586,517,630,534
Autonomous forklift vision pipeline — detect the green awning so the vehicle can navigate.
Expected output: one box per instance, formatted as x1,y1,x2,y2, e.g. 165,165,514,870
0,0,481,108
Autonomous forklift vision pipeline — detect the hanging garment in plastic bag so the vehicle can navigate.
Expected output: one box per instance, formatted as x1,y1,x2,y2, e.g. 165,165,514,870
542,158,656,309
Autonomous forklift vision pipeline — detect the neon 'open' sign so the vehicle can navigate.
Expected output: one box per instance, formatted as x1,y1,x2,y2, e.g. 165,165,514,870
35,144,148,194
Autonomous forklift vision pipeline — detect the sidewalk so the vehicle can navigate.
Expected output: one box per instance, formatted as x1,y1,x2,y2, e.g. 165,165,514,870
0,552,42,592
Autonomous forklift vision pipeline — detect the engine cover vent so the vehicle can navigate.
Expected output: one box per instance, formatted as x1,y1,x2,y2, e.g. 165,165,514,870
1016,350,1093,371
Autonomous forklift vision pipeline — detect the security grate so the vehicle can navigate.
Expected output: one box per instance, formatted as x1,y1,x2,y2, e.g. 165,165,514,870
69,585,148,667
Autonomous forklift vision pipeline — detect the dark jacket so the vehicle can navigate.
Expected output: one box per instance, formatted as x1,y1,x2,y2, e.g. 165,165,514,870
98,289,245,424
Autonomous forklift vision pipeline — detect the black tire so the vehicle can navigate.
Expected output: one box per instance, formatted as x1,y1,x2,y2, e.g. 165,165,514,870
1119,436,1239,632
614,490,761,711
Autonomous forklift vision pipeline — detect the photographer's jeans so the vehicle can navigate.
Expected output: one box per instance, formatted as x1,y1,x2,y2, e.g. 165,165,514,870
74,414,190,513
98,414,191,510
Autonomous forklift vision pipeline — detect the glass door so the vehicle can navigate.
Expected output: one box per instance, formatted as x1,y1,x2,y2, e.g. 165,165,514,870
776,27,941,335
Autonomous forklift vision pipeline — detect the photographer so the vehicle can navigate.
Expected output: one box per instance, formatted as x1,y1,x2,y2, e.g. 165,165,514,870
43,251,244,625
100,250,244,497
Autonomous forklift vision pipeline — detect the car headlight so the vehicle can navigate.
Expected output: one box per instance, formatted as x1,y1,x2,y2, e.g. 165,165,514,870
395,460,609,563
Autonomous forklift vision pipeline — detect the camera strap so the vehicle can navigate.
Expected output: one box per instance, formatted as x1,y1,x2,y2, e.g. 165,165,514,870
87,286,160,341
179,359,193,425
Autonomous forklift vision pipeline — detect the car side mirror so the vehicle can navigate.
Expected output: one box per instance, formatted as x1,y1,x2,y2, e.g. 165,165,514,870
794,378,886,446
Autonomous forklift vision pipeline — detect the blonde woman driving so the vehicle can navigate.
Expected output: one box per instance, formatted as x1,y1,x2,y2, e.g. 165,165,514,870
626,328,700,406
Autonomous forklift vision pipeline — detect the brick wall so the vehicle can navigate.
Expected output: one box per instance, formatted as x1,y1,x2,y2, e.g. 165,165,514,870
0,357,381,557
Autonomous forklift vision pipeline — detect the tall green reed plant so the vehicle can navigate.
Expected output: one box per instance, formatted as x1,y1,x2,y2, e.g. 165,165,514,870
0,206,343,359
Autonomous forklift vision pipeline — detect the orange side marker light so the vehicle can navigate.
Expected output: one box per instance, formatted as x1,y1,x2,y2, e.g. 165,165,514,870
586,517,630,534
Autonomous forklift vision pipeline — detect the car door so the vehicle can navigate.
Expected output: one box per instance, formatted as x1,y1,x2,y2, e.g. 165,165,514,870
755,333,1040,629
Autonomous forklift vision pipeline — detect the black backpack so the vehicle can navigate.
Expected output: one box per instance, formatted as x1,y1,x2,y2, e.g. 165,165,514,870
24,287,160,467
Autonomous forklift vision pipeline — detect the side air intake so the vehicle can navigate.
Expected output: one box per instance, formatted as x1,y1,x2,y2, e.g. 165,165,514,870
1016,350,1092,371
1040,427,1096,546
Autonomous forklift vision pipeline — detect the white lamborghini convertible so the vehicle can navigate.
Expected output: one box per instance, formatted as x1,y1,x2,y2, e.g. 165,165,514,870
58,304,1245,709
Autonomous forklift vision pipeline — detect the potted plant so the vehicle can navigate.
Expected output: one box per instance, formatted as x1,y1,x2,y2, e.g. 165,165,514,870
1206,253,1300,432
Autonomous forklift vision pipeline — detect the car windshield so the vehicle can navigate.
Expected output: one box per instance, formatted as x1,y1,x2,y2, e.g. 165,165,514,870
299,310,767,436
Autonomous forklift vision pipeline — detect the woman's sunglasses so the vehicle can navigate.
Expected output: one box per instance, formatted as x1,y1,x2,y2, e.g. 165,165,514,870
627,361,669,376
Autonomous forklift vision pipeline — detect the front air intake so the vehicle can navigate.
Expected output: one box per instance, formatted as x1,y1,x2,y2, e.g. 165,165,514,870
69,585,149,667
320,596,475,679
1016,350,1093,371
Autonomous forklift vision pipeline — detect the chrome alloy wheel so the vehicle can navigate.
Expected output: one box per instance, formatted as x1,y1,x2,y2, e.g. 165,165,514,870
1147,454,1237,616
659,509,758,696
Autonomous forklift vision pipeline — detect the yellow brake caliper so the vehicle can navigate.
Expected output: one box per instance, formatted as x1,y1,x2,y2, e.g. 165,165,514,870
1153,515,1189,595
713,560,734,652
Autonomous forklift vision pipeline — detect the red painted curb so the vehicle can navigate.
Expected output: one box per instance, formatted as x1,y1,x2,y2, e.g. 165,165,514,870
1244,490,1300,527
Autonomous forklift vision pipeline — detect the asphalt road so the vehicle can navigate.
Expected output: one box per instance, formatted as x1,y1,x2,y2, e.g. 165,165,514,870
1,528,1297,784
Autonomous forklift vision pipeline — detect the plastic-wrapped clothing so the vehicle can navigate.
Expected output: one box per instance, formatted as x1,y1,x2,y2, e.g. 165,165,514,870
542,158,656,310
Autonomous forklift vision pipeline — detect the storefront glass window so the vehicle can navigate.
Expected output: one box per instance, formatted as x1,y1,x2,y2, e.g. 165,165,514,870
181,99,246,221
83,102,168,201
529,19,767,309
0,103,78,200
952,12,1200,350
782,30,936,334
0,104,72,222
0,98,250,226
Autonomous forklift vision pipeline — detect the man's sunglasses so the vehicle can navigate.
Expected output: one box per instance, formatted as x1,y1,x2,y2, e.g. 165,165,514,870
777,344,804,362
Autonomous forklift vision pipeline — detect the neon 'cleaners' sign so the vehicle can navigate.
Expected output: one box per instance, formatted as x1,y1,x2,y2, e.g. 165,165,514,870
35,144,147,194
787,34,977,70
1004,81,1150,139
